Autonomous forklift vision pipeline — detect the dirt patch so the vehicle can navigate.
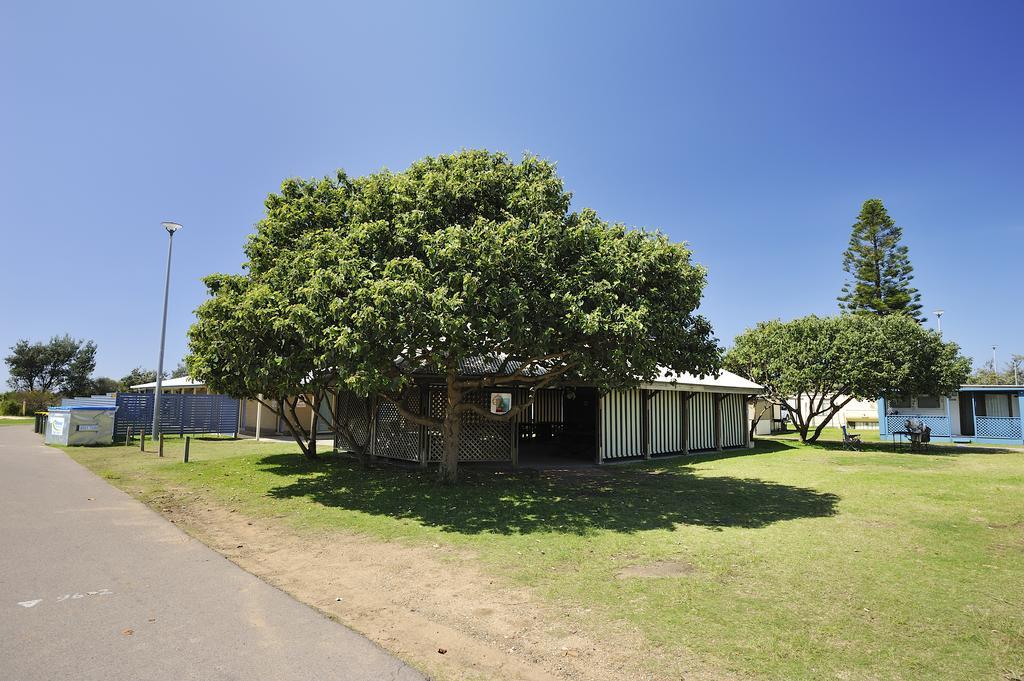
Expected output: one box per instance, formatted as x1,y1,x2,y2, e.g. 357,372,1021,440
616,560,697,579
150,488,724,681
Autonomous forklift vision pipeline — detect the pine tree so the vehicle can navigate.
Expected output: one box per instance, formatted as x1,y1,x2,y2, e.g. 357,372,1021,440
838,199,924,321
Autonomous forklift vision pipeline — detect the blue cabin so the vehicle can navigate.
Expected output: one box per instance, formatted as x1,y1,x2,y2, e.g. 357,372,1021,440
877,385,1024,445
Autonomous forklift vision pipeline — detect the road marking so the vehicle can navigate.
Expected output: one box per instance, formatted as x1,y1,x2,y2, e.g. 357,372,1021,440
15,589,112,609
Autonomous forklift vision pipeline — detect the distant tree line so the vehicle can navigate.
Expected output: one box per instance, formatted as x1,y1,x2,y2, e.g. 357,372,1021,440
969,355,1023,386
2,336,190,416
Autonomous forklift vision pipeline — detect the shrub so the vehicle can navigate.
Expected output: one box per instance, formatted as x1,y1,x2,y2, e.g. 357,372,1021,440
5,391,60,415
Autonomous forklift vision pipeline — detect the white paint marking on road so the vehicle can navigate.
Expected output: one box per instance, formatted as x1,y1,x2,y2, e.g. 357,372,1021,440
15,589,112,610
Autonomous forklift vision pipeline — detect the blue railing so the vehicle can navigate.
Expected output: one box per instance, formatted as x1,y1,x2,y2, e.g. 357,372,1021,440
974,416,1022,440
885,415,951,437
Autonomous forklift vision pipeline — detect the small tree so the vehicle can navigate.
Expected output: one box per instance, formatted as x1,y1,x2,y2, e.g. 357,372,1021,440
90,377,120,395
838,199,924,321
169,362,190,379
724,315,970,442
119,367,161,391
5,336,97,395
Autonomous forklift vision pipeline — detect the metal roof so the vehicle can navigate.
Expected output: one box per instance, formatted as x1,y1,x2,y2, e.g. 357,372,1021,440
957,384,1024,392
641,368,764,394
130,376,206,389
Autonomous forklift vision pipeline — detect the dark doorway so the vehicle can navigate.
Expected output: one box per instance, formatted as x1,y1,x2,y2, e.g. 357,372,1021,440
561,387,598,458
958,392,975,436
517,387,598,464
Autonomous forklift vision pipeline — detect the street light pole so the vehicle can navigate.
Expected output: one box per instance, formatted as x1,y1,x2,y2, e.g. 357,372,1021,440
152,222,182,437
934,309,944,334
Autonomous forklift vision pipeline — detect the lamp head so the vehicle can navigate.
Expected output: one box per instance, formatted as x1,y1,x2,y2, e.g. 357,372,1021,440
934,309,944,317
162,221,182,234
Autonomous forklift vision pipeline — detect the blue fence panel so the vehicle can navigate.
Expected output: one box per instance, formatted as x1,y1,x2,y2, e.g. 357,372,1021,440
113,393,239,439
975,416,1022,440
885,415,951,437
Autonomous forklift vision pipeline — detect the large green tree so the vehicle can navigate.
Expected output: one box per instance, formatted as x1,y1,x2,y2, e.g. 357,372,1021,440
5,335,97,394
838,199,923,321
189,150,721,481
724,315,969,443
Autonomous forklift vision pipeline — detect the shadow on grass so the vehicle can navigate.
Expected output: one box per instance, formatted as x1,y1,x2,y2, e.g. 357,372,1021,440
257,453,839,536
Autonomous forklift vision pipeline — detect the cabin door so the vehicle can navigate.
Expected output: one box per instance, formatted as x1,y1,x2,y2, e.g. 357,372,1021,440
958,392,975,436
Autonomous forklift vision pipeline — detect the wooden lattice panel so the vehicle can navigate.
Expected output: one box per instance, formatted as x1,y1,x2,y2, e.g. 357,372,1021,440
427,388,512,462
374,394,422,461
334,391,371,453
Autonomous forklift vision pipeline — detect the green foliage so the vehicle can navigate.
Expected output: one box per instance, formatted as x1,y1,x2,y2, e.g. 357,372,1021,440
169,362,190,379
90,377,120,395
0,399,20,415
119,367,160,390
724,314,970,441
1,390,61,414
189,150,720,477
838,199,923,320
968,354,1023,385
4,335,97,394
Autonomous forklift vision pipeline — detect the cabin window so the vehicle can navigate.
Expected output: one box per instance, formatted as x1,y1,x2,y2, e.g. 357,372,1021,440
916,395,940,409
889,396,913,409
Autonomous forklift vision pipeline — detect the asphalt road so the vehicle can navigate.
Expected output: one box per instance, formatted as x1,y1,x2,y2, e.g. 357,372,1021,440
0,425,425,681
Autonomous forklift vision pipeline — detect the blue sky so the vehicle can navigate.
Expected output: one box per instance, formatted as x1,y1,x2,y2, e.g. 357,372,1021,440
2,0,1021,386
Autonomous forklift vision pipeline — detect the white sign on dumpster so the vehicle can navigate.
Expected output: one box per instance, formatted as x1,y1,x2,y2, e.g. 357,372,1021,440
50,416,66,436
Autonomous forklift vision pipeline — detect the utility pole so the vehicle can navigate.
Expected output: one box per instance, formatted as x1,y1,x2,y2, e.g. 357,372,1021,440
152,221,182,437
934,309,944,334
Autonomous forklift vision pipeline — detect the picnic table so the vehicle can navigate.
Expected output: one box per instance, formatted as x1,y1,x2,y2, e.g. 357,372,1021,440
892,428,929,452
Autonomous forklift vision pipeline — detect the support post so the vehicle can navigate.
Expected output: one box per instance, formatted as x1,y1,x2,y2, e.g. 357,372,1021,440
158,433,164,458
419,385,429,468
183,436,190,463
140,426,146,452
642,389,652,460
714,393,724,451
944,395,952,438
680,391,690,454
595,393,603,465
255,395,263,442
745,395,754,448
971,392,978,440
1018,391,1024,446
368,396,378,460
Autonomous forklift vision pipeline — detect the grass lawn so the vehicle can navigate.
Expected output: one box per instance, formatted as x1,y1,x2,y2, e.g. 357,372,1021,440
0,417,34,426
63,435,1024,680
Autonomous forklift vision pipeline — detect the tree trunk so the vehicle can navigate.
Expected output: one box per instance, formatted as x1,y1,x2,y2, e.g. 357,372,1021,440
308,392,319,460
438,373,462,484
280,396,318,460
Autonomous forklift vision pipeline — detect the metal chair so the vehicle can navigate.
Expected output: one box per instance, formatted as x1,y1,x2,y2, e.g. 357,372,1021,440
841,425,862,451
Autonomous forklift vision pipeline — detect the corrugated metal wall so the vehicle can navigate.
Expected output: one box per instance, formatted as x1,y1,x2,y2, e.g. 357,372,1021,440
649,390,683,455
600,389,643,459
687,391,716,451
600,388,750,461
722,393,747,448
532,389,564,423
